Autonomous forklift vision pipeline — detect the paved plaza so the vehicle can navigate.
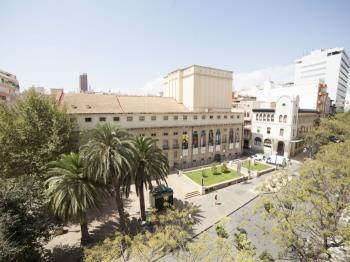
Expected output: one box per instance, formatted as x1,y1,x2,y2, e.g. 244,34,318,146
46,158,302,260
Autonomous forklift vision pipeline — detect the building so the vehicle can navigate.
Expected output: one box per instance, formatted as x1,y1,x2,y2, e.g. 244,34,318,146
79,73,88,93
0,70,20,102
294,48,350,111
59,65,244,170
251,95,319,157
256,80,330,117
232,95,276,150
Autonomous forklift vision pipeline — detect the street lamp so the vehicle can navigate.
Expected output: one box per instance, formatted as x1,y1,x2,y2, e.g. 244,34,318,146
180,155,183,171
248,156,251,179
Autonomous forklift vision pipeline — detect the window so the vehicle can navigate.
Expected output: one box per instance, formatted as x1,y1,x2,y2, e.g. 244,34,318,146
257,127,260,133
217,115,221,119
224,115,227,119
279,115,282,122
151,116,156,121
267,127,271,134
230,115,234,119
246,113,249,118
99,117,106,122
263,114,266,121
282,103,286,106
283,115,287,123
163,115,168,120
259,114,262,121
202,115,206,120
256,114,258,121
163,132,168,136
139,116,145,121
174,151,178,158
183,115,187,120
127,116,133,122
85,117,92,122
210,115,214,119
254,137,262,146
173,131,178,135
113,116,120,121
237,115,240,119
267,114,270,121
280,128,284,136
151,133,156,137
271,114,274,122
173,115,178,120
193,115,198,120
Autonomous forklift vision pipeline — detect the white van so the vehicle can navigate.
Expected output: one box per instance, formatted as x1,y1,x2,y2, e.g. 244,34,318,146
266,155,287,166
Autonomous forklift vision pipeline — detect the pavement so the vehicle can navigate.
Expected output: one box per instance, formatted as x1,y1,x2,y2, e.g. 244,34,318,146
45,158,302,261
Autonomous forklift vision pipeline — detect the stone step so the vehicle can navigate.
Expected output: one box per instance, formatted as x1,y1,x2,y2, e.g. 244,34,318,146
185,190,200,199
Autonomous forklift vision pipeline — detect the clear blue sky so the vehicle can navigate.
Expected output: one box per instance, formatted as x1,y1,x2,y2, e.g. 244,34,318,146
1,0,349,94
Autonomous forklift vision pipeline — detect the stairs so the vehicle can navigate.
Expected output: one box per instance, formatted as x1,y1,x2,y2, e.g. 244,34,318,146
185,190,200,199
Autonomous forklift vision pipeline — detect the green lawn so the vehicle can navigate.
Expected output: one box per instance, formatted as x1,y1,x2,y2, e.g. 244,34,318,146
184,165,241,186
242,160,270,171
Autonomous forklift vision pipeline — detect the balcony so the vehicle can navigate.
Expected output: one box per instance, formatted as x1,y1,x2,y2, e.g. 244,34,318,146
162,145,170,150
172,144,179,149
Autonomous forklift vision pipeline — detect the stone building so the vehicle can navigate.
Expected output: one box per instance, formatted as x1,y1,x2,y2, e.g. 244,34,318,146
251,95,319,157
58,65,244,170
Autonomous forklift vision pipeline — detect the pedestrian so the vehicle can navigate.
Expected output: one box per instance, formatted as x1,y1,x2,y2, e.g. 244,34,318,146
214,193,218,205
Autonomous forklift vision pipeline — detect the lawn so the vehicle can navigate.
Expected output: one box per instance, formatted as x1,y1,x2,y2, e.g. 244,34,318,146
184,165,241,186
242,160,270,171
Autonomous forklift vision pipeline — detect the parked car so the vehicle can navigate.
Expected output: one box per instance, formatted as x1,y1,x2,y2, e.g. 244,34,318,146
266,155,288,166
252,153,264,161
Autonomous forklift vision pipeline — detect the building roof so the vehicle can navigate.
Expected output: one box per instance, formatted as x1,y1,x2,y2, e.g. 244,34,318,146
59,93,190,114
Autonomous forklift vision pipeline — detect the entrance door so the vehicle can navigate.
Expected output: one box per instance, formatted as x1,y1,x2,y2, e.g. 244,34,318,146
277,141,285,156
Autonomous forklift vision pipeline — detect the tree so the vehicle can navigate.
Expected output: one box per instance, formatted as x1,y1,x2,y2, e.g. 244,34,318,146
81,123,135,232
211,164,218,175
260,141,350,261
129,136,169,221
221,162,229,173
45,153,108,244
233,228,256,256
0,88,74,178
0,177,58,261
304,112,350,155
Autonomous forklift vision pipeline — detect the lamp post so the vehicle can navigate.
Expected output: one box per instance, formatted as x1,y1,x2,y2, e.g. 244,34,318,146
223,149,226,162
180,155,183,173
248,156,251,179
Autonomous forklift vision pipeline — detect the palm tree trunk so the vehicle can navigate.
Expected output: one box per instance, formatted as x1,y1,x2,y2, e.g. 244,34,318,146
139,183,146,221
80,219,90,245
115,181,127,233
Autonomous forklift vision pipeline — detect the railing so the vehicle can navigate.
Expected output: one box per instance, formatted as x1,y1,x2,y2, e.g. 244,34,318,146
172,144,179,149
162,145,170,150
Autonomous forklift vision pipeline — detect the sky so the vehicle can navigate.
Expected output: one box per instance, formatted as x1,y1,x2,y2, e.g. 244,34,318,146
1,0,350,95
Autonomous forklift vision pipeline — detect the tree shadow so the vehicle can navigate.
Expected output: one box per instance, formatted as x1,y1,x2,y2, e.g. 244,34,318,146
46,244,83,262
173,198,204,226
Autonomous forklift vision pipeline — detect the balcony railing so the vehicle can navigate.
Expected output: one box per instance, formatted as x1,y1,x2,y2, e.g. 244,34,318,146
172,144,179,149
162,145,170,150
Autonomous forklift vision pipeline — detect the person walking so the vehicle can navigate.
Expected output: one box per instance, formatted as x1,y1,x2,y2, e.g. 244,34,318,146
214,193,218,205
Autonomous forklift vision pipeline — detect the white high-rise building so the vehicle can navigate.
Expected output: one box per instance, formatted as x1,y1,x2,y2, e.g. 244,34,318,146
294,48,349,112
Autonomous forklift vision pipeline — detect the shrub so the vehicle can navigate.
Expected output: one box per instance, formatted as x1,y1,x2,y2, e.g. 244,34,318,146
259,250,274,261
264,202,273,213
211,164,218,175
221,162,229,173
215,224,229,238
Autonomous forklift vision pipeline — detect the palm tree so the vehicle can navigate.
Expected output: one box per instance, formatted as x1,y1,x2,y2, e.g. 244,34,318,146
80,123,135,232
45,153,107,244
131,136,169,221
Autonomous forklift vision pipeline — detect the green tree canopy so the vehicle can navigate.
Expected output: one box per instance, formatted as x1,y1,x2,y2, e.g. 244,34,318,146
261,140,350,261
0,89,74,178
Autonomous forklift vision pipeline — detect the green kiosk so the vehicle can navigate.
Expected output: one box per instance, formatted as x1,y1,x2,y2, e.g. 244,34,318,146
149,184,174,211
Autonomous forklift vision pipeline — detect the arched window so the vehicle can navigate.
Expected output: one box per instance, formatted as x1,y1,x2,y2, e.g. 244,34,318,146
264,139,272,147
283,115,287,123
256,114,258,121
271,114,274,122
254,137,262,146
263,114,266,121
267,127,271,134
259,114,262,121
279,115,282,122
267,114,270,121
